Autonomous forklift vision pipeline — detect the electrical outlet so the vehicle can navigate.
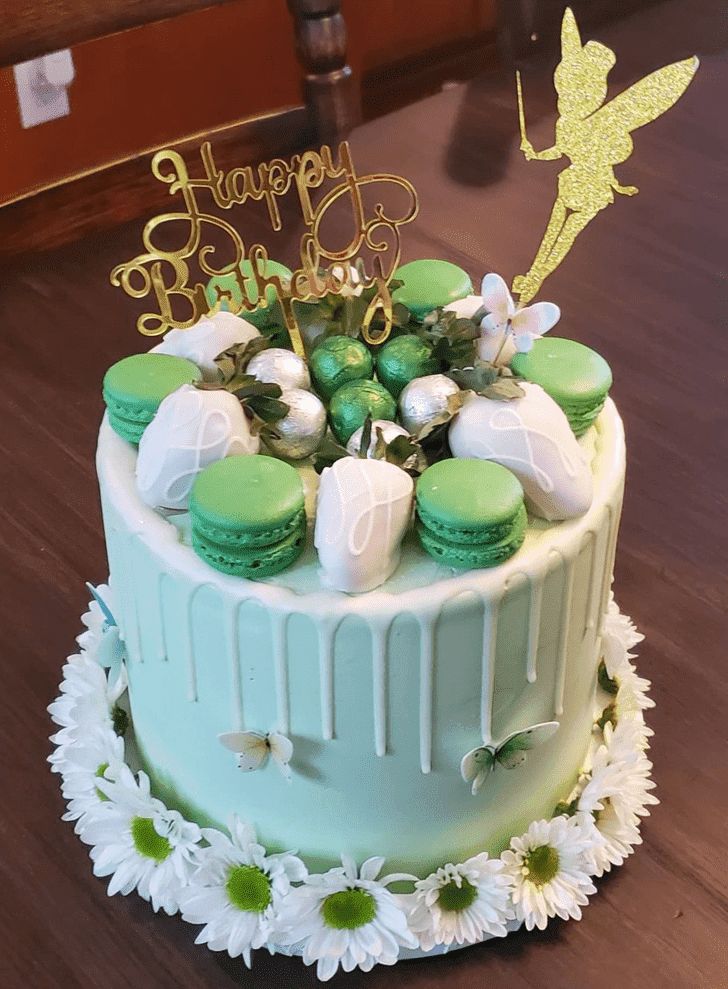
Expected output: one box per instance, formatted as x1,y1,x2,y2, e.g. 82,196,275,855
13,50,75,129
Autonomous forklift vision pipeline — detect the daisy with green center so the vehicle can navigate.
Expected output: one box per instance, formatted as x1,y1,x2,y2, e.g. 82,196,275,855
500,815,598,931
48,652,128,745
407,853,514,951
49,724,126,831
80,765,201,915
275,855,418,980
178,817,306,967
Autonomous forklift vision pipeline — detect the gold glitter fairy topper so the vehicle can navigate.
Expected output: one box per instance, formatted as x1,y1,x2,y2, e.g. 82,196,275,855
111,141,419,356
513,7,698,305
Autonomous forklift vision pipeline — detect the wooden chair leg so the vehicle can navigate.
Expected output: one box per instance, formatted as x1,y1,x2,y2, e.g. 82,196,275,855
288,0,361,141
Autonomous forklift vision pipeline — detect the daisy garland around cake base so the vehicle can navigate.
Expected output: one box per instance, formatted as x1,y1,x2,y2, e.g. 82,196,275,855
49,588,657,982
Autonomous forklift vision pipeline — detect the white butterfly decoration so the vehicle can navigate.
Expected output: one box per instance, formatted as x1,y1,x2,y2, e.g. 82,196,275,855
460,721,560,795
480,273,560,353
218,730,294,781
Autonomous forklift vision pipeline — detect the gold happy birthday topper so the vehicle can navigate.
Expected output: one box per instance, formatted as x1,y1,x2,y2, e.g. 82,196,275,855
513,7,698,305
111,141,419,356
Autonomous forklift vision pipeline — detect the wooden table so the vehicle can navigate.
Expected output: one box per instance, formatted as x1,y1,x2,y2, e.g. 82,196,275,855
1,2,726,986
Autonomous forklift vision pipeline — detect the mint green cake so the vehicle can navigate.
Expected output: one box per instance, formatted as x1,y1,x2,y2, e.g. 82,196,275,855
52,259,655,981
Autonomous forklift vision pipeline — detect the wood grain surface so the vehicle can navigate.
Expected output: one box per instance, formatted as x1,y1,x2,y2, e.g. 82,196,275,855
1,1,726,986
0,0,239,68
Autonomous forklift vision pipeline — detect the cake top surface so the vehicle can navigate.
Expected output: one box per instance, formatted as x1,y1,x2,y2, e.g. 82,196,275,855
97,398,624,617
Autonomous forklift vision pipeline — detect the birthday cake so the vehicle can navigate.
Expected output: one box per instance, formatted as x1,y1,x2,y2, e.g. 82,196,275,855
49,10,699,980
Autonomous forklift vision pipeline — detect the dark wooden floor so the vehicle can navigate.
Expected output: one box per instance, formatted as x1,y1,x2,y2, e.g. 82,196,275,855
1,1,727,986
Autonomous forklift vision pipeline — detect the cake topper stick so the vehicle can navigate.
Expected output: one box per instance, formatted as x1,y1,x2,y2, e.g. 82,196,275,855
512,7,698,306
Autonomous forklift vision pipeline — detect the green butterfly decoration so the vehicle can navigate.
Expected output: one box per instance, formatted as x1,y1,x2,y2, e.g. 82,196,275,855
460,721,560,795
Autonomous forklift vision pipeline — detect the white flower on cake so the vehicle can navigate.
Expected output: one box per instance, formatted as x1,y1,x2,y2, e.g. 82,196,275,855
604,710,653,758
81,765,201,915
479,272,560,356
443,294,515,366
178,817,306,967
48,652,127,745
77,583,124,676
314,456,414,593
500,815,597,930
602,614,654,719
218,730,293,781
50,724,126,830
152,310,260,380
407,854,513,951
577,738,658,877
331,263,363,298
449,384,593,521
460,721,560,795
275,855,417,980
136,385,259,510
604,596,645,653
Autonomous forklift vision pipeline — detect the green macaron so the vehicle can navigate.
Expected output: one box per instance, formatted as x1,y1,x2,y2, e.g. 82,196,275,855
103,353,201,445
190,455,306,579
392,260,472,320
511,337,612,436
206,258,293,328
416,459,526,568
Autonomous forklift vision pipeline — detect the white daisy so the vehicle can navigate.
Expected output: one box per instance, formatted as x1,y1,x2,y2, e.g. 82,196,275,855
604,597,644,653
275,855,418,980
577,737,657,877
501,815,597,931
601,626,653,704
81,765,201,915
49,724,126,830
479,272,560,356
48,653,128,745
178,817,306,967
407,853,513,951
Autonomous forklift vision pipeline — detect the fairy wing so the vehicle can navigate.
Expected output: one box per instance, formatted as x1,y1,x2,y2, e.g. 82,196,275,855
590,57,698,137
218,731,270,772
495,721,560,769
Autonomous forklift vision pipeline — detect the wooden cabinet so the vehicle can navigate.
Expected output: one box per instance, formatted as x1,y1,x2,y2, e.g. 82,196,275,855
0,0,496,205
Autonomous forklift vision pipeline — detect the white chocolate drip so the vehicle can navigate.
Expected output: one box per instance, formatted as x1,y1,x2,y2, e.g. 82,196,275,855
550,549,575,717
270,612,290,735
317,620,341,740
526,578,544,683
183,585,202,703
418,614,436,774
371,619,391,757
223,597,244,728
480,594,502,745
